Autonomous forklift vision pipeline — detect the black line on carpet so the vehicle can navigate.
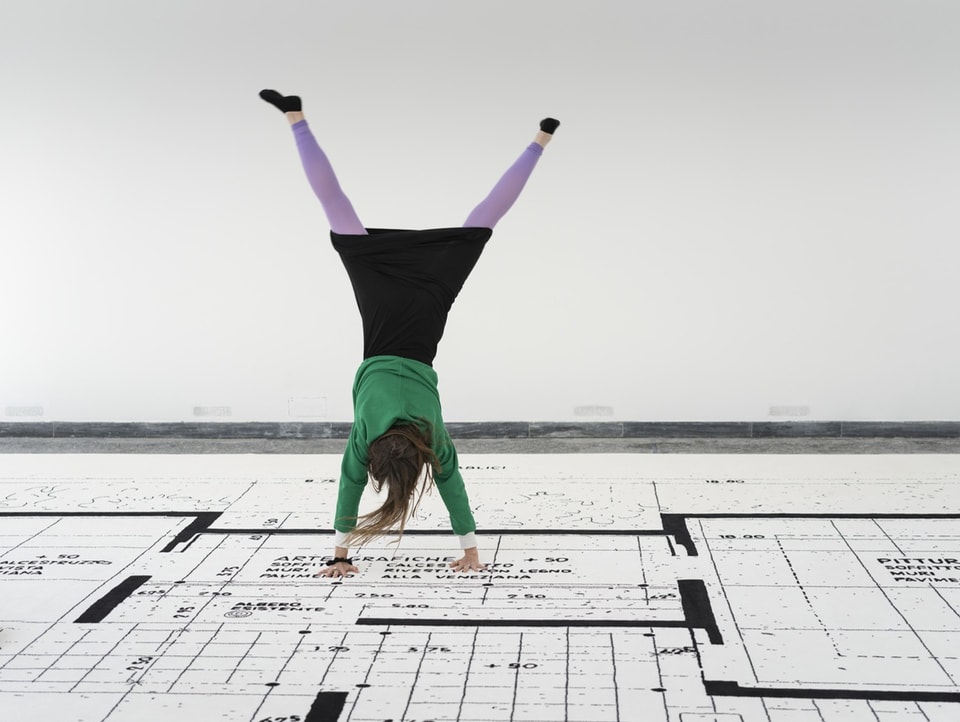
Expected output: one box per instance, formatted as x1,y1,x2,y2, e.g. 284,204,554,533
704,679,960,703
74,575,151,623
678,579,723,644
304,691,349,722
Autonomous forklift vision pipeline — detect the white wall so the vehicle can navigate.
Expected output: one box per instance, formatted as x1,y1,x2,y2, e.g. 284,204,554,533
2,0,958,423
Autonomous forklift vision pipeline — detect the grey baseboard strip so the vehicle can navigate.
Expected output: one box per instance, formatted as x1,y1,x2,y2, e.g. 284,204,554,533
1,421,958,440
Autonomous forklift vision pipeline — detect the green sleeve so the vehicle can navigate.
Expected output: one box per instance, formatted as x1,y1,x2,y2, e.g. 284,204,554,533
335,425,369,533
432,428,477,535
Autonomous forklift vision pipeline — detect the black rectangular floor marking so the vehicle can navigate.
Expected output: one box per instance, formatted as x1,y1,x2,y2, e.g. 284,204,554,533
303,691,348,722
662,513,697,556
678,579,723,644
74,575,151,623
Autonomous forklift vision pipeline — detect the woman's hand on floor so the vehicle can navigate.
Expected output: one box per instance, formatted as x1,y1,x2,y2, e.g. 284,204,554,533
314,561,359,578
450,547,487,572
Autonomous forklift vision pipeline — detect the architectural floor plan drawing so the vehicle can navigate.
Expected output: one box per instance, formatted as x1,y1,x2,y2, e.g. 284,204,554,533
2,452,960,721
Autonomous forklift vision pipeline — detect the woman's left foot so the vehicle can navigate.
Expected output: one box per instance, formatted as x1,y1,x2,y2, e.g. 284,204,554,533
534,117,559,148
540,117,560,134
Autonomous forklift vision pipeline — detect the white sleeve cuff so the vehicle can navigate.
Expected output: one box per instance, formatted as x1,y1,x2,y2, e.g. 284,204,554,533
333,529,350,548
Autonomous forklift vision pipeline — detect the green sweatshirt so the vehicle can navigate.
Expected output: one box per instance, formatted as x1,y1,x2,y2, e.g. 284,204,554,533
335,355,476,536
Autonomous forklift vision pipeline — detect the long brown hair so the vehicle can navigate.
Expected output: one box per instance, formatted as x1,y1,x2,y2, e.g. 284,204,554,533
344,421,440,547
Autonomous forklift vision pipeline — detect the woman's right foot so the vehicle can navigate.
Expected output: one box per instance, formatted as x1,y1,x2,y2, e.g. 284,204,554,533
259,89,302,113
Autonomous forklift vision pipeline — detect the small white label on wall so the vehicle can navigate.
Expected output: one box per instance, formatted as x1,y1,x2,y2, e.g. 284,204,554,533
289,397,327,418
5,406,44,417
769,405,810,417
193,406,232,417
574,405,614,417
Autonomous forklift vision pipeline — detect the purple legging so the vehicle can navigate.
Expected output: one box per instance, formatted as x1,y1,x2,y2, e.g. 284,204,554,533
291,120,543,234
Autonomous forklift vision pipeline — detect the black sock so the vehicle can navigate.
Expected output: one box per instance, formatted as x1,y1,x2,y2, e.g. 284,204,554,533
259,89,302,113
539,117,560,134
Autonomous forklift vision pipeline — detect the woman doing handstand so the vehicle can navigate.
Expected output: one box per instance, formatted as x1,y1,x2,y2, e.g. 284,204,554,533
258,89,558,578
